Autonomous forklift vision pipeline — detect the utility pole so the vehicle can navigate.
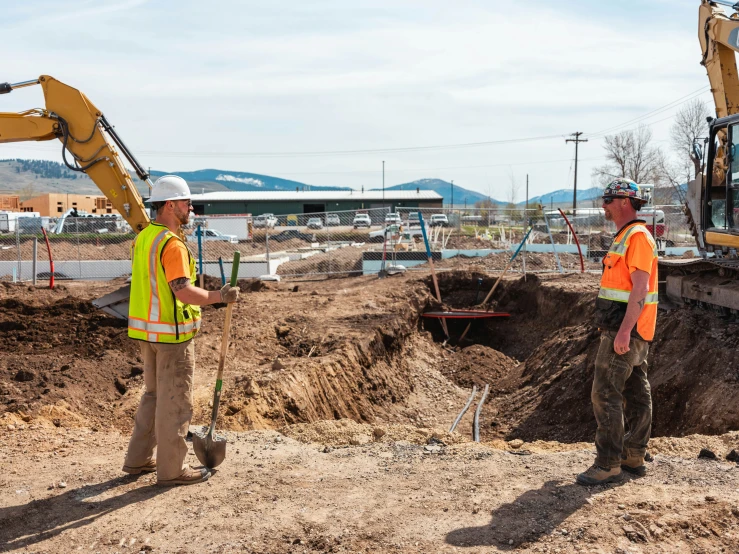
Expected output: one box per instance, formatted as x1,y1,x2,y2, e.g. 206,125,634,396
566,132,587,216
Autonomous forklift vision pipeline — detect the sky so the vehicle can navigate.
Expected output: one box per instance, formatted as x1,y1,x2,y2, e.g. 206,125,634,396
0,0,715,202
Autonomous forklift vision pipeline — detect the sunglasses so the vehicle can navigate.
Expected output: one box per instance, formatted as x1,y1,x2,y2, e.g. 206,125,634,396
171,199,193,207
602,197,619,205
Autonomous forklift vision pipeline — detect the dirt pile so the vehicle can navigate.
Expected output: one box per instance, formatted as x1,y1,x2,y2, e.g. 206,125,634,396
4,269,739,447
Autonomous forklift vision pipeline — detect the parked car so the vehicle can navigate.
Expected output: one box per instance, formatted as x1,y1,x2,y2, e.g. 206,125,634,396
253,213,277,228
187,229,238,243
429,214,449,227
385,212,402,225
307,217,323,229
407,212,421,228
368,225,425,243
325,213,341,226
352,213,372,229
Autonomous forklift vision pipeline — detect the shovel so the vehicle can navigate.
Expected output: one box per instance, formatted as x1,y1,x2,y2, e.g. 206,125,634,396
193,251,240,468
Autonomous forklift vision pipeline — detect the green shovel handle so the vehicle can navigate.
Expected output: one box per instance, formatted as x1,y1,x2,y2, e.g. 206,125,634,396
230,251,240,287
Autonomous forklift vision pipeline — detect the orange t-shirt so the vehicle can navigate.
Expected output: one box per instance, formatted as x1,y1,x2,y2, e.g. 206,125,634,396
624,232,655,276
160,238,191,282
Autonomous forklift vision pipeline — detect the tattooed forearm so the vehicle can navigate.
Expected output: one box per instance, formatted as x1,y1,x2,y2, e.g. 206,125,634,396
637,299,645,311
169,277,190,292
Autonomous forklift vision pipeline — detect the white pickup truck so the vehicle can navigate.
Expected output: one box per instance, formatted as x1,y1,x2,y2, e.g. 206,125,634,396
187,229,239,243
253,213,278,228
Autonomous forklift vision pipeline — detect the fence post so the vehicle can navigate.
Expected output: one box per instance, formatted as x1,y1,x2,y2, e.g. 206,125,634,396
32,237,38,285
14,224,20,282
326,217,331,274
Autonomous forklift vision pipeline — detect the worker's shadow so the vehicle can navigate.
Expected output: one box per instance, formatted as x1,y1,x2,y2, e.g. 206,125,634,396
0,474,166,551
445,477,628,549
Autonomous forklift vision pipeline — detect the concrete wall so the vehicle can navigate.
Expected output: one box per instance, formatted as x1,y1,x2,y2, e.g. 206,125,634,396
0,258,288,282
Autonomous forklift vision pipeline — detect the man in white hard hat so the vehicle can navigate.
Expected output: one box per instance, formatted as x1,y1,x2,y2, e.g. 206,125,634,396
122,175,240,486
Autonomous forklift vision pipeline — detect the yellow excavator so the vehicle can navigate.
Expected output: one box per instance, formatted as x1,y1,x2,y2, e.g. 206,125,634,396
662,1,739,316
0,75,152,316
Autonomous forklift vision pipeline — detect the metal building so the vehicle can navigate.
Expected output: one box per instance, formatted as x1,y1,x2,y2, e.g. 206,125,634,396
188,190,443,216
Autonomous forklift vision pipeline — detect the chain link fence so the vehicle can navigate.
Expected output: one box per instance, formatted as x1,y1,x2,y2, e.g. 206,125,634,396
0,205,698,283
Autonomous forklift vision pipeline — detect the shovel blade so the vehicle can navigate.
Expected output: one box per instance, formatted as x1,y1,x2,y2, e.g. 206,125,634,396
192,430,227,468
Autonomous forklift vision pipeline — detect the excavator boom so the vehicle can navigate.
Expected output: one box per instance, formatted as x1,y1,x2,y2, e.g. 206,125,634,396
661,1,739,317
0,75,151,234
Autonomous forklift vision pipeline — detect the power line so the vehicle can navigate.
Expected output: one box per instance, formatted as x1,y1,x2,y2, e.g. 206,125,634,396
585,86,710,139
1,144,604,175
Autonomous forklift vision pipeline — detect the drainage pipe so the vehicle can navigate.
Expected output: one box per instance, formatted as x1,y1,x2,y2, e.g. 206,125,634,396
449,385,477,433
473,384,491,442
557,208,584,273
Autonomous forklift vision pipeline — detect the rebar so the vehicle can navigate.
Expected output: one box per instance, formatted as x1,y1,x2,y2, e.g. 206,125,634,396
473,384,490,442
449,385,477,433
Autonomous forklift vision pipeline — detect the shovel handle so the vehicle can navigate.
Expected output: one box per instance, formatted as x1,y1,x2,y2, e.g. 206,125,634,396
207,251,240,436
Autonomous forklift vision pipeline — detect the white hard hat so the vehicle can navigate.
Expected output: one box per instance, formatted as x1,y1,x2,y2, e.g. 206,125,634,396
147,175,191,203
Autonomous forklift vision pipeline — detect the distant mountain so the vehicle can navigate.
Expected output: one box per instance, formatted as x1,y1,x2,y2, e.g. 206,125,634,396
149,169,348,192
376,178,503,207
526,186,603,207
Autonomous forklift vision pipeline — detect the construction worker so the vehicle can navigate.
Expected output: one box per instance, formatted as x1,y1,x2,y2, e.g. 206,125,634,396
577,178,658,486
122,175,240,486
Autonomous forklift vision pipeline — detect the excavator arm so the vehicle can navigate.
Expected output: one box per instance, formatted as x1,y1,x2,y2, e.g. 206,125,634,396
0,75,151,233
700,0,739,118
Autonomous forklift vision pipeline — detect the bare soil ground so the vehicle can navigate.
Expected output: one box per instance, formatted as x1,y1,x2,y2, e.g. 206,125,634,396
2,271,739,553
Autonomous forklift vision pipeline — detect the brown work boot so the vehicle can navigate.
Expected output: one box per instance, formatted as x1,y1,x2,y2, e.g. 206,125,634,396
157,467,211,487
122,459,157,475
576,464,621,486
621,454,647,476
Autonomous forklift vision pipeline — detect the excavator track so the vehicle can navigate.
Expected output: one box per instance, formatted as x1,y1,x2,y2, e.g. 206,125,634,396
660,257,739,317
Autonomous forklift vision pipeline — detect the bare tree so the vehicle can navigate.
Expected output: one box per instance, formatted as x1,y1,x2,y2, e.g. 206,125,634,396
591,125,664,186
670,98,709,180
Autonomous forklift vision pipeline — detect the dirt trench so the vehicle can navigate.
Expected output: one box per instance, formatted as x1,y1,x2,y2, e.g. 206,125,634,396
2,269,739,449
424,270,739,444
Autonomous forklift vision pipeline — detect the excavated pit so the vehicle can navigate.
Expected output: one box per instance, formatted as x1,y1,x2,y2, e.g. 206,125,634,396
2,271,739,447
423,270,739,443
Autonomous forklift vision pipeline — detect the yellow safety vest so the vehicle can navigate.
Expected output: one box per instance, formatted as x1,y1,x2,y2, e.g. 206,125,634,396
128,223,201,343
595,221,658,341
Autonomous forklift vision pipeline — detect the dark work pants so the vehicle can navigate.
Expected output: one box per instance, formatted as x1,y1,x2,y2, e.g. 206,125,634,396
591,330,651,469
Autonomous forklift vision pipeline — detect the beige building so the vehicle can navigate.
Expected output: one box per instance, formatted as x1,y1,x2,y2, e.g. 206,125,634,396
0,195,21,212
20,193,118,216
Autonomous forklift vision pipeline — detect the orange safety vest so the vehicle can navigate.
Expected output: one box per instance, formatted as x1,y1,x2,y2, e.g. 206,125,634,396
595,220,658,341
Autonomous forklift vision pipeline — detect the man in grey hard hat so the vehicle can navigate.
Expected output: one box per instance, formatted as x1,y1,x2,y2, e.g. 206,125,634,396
122,175,240,486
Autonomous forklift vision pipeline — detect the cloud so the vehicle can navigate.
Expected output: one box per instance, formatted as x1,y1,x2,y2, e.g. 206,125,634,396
0,0,712,199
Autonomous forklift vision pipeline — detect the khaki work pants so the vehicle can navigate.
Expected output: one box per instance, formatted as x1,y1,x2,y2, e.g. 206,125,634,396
124,340,195,481
591,330,652,469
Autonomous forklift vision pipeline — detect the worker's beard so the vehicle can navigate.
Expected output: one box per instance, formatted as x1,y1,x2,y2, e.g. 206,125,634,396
604,209,613,221
174,205,190,225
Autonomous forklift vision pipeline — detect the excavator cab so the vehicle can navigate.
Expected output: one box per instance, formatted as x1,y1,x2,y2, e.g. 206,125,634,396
704,115,739,244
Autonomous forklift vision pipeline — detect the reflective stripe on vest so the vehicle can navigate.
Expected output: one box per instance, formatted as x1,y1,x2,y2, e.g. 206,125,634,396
608,224,658,258
128,316,201,337
598,288,659,304
147,229,170,325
